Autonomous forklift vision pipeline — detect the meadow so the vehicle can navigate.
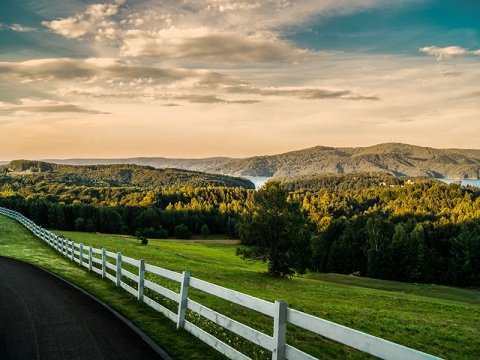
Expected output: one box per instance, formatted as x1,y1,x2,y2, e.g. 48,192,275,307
1,215,479,359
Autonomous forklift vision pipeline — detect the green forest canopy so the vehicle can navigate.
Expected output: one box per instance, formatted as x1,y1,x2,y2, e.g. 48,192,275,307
1,165,479,288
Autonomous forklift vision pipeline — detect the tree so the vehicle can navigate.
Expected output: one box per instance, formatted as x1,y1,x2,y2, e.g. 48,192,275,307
449,222,480,287
237,180,311,278
98,207,124,234
174,224,191,239
365,216,393,279
201,224,210,239
74,217,85,231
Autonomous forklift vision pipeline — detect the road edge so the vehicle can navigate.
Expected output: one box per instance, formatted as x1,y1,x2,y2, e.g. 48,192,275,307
0,255,173,360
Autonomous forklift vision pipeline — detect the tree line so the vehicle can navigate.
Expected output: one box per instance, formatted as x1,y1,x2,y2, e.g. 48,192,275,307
0,171,479,288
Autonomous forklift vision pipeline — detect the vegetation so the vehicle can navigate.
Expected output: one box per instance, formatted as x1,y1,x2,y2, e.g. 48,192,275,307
0,215,226,360
237,181,311,277
208,142,480,178
0,160,254,188
1,165,480,288
17,143,480,179
1,215,478,359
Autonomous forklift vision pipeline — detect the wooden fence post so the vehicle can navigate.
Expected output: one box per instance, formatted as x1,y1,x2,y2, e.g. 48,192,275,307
88,246,93,272
138,260,145,303
71,241,75,262
79,243,83,267
272,300,288,360
116,252,122,287
177,271,190,329
102,248,106,278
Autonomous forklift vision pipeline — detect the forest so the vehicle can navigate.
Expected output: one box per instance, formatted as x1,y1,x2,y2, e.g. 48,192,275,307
0,163,479,288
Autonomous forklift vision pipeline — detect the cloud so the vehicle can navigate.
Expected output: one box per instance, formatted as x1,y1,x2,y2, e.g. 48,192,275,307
0,57,379,107
419,46,467,60
0,100,108,116
225,85,379,101
120,28,314,63
441,71,462,77
140,0,416,32
42,3,121,39
0,23,36,32
0,58,96,80
0,58,217,83
41,1,404,64
174,94,260,104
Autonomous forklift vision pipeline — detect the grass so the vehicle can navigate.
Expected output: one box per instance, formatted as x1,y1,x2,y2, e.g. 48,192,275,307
0,216,227,360
2,215,480,359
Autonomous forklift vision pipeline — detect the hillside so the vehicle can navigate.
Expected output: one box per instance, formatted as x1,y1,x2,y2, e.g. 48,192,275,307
1,160,254,189
207,143,480,178
6,143,480,179
276,172,440,192
42,157,234,171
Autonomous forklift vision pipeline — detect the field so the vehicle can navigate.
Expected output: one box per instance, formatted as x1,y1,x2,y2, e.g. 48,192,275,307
1,215,479,359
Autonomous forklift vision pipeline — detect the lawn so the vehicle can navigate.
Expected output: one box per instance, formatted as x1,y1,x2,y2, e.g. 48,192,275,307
1,215,479,359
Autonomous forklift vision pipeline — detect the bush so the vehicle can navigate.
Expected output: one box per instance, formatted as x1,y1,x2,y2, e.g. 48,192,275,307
174,224,191,239
201,224,210,239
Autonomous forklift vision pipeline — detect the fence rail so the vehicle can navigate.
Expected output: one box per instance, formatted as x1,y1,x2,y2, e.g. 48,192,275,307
0,207,442,360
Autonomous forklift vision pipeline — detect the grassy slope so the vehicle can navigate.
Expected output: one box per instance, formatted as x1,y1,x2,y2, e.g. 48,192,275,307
0,216,226,360
1,215,479,359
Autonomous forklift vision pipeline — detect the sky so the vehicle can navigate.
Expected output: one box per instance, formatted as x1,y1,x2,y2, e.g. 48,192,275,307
1,0,480,160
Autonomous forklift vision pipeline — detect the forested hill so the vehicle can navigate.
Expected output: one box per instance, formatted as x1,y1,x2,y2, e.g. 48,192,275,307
1,160,254,189
42,157,234,171
207,143,480,179
6,143,480,179
276,172,440,192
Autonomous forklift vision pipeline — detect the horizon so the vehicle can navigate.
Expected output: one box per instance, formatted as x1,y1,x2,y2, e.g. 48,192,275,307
1,1,480,159
2,141,480,163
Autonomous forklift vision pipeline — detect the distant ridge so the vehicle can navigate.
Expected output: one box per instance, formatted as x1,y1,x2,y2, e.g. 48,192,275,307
27,143,480,179
42,157,234,172
2,160,255,189
207,143,480,179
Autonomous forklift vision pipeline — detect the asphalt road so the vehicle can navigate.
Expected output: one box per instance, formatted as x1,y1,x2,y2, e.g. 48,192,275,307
0,256,169,360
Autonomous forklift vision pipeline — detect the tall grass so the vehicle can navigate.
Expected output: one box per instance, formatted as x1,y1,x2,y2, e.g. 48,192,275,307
1,215,479,359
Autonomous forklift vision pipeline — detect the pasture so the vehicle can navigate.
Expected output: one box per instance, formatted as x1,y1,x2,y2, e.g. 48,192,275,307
1,215,478,359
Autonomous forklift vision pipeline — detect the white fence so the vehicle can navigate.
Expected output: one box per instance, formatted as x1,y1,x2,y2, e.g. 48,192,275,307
0,207,442,360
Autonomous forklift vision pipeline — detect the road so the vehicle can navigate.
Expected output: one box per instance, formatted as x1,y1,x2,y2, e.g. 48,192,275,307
0,256,169,360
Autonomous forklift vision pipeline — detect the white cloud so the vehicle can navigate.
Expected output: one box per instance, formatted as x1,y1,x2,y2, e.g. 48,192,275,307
419,46,467,60
0,23,36,32
0,56,380,107
42,3,120,39
142,0,415,31
120,28,314,63
39,0,412,64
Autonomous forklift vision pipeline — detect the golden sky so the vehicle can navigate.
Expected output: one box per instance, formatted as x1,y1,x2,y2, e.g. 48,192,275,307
1,1,480,160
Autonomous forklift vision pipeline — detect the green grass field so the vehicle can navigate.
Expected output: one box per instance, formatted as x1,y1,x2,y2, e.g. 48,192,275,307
1,215,479,359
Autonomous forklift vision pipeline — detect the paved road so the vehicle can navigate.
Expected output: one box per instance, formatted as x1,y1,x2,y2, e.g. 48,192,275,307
0,256,168,360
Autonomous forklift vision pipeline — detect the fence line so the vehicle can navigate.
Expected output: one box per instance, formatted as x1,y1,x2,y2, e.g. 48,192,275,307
0,207,442,360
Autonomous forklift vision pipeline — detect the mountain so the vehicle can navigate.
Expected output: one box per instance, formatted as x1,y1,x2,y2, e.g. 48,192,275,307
206,143,480,179
10,143,480,180
1,160,255,189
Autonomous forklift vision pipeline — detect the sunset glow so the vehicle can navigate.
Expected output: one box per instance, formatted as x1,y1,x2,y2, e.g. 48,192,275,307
1,0,480,160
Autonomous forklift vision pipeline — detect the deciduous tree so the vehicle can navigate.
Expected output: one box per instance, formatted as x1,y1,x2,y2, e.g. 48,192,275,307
237,181,311,278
